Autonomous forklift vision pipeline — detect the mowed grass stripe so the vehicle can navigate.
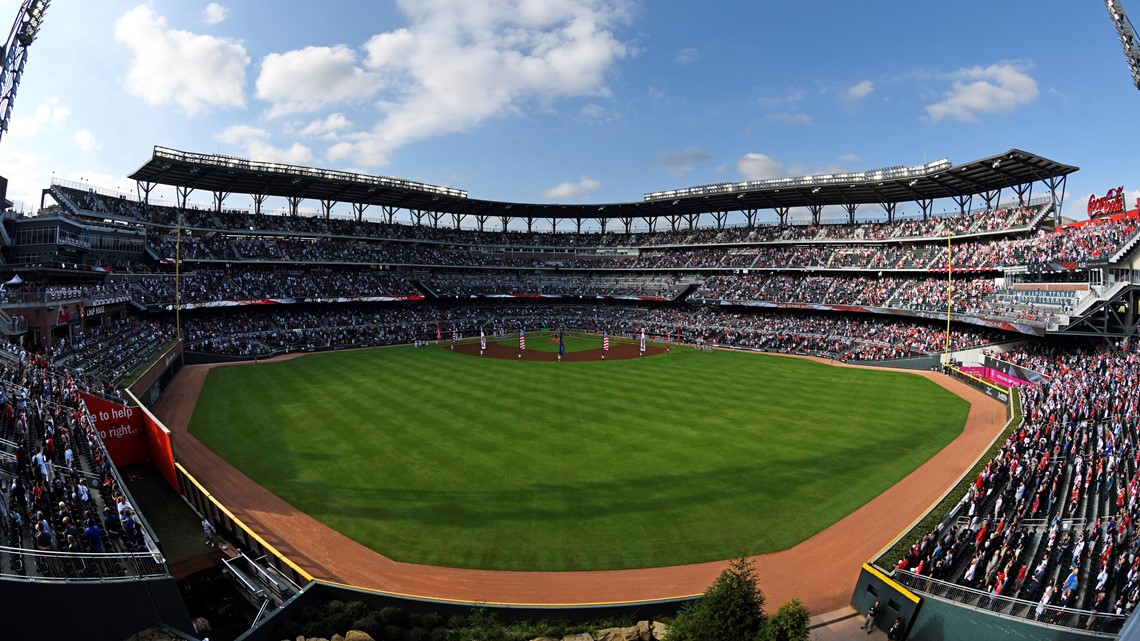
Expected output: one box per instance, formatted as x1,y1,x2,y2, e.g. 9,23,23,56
189,345,968,571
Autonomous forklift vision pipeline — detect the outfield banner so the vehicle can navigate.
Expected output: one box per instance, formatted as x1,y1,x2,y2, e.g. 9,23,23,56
79,392,147,466
984,355,1049,385
692,298,1045,336
462,293,670,302
164,295,424,310
960,366,1031,389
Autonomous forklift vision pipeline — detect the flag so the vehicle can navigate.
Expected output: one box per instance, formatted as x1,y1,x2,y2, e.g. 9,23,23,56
603,329,609,351
676,327,681,343
480,328,486,350
558,330,565,357
436,323,441,340
640,329,646,353
519,329,526,350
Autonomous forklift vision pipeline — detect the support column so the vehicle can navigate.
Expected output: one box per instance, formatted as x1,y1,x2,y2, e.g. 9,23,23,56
176,186,193,209
286,196,302,217
1043,175,1068,230
1010,183,1032,206
980,189,1001,211
842,203,858,225
685,213,699,229
952,194,972,217
576,218,582,234
382,205,396,224
550,217,558,234
251,193,269,216
599,217,608,235
213,191,230,213
320,199,335,219
711,212,726,229
453,213,463,229
774,206,790,227
411,209,425,226
477,215,489,232
743,208,758,227
667,215,680,232
807,205,823,226
881,202,897,224
136,181,156,205
917,199,933,221
500,215,509,231
620,217,632,234
352,202,369,222
526,217,534,233
429,212,443,228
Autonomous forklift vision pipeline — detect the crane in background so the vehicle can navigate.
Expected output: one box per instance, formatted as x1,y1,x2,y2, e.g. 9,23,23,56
0,0,50,145
1107,0,1140,91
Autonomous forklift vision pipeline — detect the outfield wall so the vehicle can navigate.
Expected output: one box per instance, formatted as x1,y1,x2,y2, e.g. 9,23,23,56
129,340,185,409
236,580,692,641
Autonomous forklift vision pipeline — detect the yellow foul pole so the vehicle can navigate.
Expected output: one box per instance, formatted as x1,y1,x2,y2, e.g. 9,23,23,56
175,214,181,341
944,233,952,359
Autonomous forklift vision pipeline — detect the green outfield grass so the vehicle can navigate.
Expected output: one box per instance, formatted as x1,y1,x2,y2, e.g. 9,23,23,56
188,345,969,571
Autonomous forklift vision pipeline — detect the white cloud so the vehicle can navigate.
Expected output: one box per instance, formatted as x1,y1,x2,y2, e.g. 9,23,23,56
675,47,699,64
216,125,314,164
202,3,227,25
766,112,813,126
73,130,97,152
7,99,70,138
845,80,874,101
542,176,601,200
257,46,383,117
114,5,249,116
654,146,710,178
837,153,860,162
297,113,353,139
737,153,786,180
924,63,1039,123
322,0,633,166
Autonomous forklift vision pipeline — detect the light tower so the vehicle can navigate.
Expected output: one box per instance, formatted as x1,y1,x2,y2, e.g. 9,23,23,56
0,0,51,144
1107,0,1140,91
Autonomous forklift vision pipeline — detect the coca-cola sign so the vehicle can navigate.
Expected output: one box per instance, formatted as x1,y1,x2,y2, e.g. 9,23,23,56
1088,186,1125,218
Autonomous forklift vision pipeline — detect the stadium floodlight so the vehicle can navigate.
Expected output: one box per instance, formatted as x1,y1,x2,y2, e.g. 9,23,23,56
1106,0,1140,91
642,157,952,202
0,0,50,144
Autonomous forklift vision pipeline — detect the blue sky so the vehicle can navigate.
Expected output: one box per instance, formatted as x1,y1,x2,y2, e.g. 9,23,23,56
1,0,1137,226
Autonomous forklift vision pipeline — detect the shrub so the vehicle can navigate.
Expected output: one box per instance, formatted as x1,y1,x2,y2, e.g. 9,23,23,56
763,599,810,641
668,557,767,641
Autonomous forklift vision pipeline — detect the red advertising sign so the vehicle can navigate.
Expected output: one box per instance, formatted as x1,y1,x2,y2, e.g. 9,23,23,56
1088,186,1126,218
79,392,147,467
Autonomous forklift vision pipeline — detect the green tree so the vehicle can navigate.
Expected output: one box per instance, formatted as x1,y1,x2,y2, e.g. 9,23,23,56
668,557,767,641
763,598,810,641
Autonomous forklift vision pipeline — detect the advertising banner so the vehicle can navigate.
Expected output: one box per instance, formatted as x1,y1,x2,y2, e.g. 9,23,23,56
79,392,147,466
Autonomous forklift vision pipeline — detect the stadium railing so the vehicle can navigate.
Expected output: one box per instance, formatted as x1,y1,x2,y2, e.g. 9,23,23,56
892,569,1125,635
0,545,168,582
175,462,313,589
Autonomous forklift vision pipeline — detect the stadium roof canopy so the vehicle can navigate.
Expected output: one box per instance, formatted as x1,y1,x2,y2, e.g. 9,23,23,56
128,146,1077,222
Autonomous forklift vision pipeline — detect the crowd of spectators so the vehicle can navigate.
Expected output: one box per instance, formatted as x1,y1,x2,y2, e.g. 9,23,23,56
61,186,1047,249
173,302,1002,361
123,269,419,306
421,272,690,299
0,345,157,580
892,341,1140,630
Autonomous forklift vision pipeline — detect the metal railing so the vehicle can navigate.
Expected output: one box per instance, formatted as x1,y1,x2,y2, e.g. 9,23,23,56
892,569,1125,635
0,545,168,582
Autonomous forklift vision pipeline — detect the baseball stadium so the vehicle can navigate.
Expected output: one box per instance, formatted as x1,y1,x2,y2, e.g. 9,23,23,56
3,2,1140,641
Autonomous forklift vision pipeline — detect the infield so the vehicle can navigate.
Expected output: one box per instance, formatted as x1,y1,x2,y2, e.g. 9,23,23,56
187,343,969,572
